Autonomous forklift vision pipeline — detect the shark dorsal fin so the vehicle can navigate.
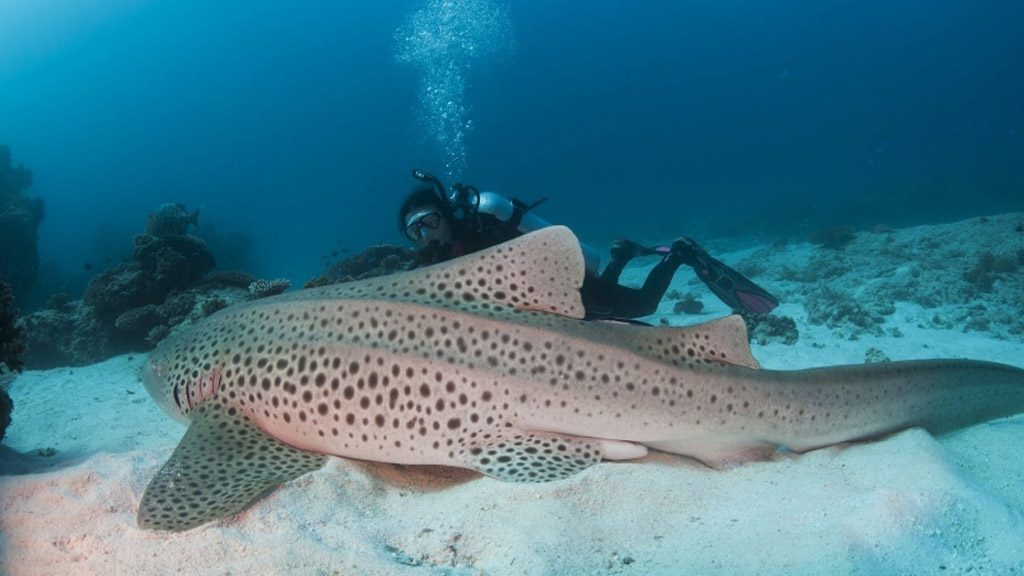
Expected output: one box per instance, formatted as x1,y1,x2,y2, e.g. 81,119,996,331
270,226,587,319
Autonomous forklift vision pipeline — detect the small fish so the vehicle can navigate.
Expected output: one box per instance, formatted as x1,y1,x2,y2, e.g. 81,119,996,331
145,203,201,238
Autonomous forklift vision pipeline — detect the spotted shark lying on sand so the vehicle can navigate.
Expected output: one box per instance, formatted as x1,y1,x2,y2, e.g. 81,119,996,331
138,226,1024,531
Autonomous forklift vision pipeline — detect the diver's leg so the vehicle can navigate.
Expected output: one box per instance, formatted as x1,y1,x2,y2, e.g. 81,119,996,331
600,239,654,283
586,254,686,320
580,274,617,319
627,254,686,317
671,237,779,314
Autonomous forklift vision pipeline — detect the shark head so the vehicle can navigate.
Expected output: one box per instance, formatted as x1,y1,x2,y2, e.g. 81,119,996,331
140,340,183,424
140,328,226,426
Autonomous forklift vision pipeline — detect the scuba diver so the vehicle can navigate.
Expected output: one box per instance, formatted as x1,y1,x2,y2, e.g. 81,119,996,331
399,169,779,320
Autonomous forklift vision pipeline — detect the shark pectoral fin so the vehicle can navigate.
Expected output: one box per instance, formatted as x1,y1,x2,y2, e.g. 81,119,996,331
138,402,326,532
458,430,646,483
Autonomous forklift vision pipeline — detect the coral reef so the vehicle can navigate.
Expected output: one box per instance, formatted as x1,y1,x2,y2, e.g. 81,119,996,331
962,251,1019,293
1,277,21,444
201,297,229,317
746,314,800,346
18,203,251,368
0,377,11,443
18,301,122,368
46,291,72,313
808,225,856,250
305,244,416,288
200,270,256,289
0,144,45,305
83,233,214,317
670,293,704,315
864,347,891,363
0,278,25,373
82,209,215,332
804,284,895,339
740,212,1024,339
248,278,291,299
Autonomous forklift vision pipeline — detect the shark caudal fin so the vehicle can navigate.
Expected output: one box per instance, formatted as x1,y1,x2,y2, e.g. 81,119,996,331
138,403,326,532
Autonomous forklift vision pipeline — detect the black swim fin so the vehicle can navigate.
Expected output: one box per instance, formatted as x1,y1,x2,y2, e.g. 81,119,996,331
671,237,779,315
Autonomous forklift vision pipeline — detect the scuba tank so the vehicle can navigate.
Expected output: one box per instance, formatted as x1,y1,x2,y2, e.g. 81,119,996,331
411,169,601,275
474,191,601,274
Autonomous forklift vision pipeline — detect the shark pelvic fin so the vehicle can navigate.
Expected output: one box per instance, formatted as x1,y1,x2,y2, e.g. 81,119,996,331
137,402,326,532
457,429,645,483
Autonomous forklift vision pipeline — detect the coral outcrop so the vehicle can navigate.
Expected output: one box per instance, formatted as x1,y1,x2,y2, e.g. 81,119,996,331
18,203,239,368
746,314,800,346
0,278,24,373
1,278,23,444
85,233,215,318
0,144,45,305
18,200,303,368
304,244,416,288
739,213,1024,339
18,301,119,368
0,380,11,443
248,278,291,299
808,225,856,250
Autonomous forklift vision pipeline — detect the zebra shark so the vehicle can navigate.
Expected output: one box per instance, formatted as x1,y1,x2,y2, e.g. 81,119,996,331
138,226,1024,531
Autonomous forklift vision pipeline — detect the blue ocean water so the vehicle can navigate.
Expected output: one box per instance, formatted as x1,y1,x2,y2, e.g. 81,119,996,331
1,0,1021,307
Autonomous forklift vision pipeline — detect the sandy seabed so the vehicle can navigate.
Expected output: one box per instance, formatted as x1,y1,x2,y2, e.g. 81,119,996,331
2,213,1023,575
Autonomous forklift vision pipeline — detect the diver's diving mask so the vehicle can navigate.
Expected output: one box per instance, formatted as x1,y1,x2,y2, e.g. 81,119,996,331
404,209,443,242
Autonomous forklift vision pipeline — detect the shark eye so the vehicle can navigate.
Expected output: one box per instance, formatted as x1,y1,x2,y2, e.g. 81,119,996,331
172,382,182,409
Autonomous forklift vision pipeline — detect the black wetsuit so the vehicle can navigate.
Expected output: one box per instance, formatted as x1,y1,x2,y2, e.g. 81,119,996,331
412,212,685,320
585,249,685,319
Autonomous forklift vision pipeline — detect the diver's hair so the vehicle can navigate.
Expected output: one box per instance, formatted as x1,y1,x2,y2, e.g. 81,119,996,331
398,184,454,235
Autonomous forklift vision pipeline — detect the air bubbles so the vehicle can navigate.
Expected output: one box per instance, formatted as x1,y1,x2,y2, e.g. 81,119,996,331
395,0,513,181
